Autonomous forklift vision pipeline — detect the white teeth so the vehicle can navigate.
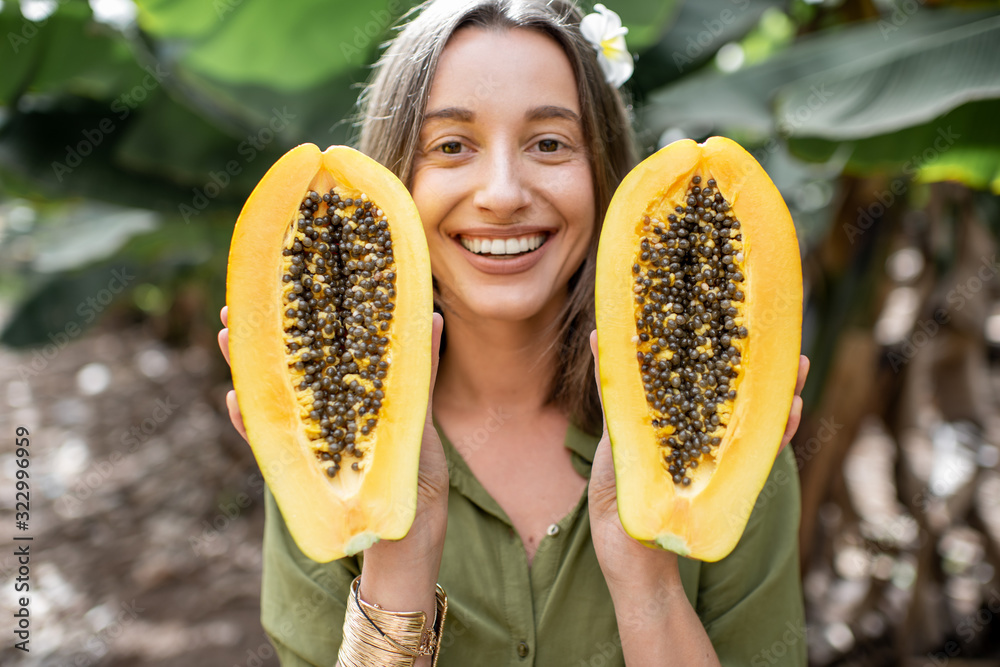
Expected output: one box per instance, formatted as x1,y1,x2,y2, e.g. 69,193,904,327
459,233,548,255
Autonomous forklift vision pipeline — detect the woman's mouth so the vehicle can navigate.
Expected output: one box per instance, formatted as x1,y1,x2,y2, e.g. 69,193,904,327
458,233,548,257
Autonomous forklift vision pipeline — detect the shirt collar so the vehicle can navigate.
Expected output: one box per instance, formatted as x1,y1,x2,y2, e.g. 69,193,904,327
434,416,510,524
564,421,599,466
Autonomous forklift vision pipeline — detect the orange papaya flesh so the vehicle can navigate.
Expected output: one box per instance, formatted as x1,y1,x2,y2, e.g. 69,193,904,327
226,144,432,562
596,136,802,562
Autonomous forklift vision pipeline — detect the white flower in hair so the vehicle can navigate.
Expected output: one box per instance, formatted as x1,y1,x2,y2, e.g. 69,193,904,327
580,3,633,88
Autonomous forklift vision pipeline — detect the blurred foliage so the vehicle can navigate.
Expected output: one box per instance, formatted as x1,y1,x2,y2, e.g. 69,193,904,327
0,0,998,352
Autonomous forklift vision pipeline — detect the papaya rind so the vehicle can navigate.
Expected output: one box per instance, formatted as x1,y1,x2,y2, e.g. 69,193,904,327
227,143,432,562
596,136,802,562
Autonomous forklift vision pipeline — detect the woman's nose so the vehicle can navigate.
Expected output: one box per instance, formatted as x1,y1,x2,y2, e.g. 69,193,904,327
472,148,531,220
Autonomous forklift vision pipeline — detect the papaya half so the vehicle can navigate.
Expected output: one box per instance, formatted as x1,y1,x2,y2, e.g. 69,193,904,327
595,136,802,562
226,143,432,562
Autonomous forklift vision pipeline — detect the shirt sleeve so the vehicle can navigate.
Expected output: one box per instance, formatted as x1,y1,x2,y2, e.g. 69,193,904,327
260,487,360,666
696,446,807,667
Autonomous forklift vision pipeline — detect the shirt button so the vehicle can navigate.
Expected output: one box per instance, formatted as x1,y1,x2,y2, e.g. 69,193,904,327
517,641,530,658
546,523,560,537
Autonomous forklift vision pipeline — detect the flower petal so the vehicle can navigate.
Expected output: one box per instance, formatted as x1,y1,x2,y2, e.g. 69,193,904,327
597,51,633,88
601,34,628,59
580,11,608,45
595,4,622,32
581,3,633,87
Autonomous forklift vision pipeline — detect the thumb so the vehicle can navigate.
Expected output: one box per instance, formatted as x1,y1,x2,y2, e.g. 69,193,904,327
425,312,445,422
589,329,610,443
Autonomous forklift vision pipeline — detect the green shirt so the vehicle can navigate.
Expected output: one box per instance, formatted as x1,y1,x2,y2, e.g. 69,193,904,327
260,423,807,666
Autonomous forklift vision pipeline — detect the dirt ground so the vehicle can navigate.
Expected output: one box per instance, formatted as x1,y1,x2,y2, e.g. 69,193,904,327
0,324,281,666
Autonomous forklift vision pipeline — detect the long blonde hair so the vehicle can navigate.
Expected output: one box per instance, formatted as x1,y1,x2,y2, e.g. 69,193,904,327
355,0,636,435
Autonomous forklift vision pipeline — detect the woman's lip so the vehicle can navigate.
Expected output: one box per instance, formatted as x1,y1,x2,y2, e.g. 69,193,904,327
451,225,556,239
452,233,552,275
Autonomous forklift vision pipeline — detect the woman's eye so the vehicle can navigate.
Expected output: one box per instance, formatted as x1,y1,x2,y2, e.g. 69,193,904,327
538,139,560,152
439,141,462,154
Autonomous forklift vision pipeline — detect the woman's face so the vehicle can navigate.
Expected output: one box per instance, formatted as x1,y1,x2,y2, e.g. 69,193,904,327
411,27,595,323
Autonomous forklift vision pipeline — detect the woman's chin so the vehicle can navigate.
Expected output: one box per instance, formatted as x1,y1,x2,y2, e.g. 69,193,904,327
440,285,558,324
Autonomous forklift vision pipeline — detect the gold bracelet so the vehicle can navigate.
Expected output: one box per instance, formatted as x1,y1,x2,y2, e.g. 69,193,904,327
338,576,448,667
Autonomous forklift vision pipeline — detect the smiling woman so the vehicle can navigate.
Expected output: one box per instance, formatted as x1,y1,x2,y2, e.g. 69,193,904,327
218,1,809,666
411,28,596,322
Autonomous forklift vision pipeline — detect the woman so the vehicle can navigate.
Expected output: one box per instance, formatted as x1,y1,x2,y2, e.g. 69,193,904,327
218,1,810,664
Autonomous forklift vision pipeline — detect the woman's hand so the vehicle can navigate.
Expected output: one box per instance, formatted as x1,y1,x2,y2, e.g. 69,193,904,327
360,312,450,626
780,355,810,452
586,330,679,594
217,307,248,441
217,306,448,505
587,330,718,665
584,347,810,580
585,334,810,665
218,307,450,629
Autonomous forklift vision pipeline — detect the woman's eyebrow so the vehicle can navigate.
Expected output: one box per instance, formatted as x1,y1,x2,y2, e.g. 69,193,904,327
526,105,581,123
423,107,474,122
423,105,581,124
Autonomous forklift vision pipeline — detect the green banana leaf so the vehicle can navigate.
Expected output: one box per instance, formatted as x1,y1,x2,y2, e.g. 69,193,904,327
641,9,1000,191
631,0,788,96
773,14,1000,140
0,1,144,104
642,9,998,137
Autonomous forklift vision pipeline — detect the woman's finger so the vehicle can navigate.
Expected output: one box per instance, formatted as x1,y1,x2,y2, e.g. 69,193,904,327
423,312,445,433
795,355,810,396
589,330,610,442
218,327,231,367
780,395,803,451
775,355,810,455
428,313,445,396
226,389,248,442
221,305,228,327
